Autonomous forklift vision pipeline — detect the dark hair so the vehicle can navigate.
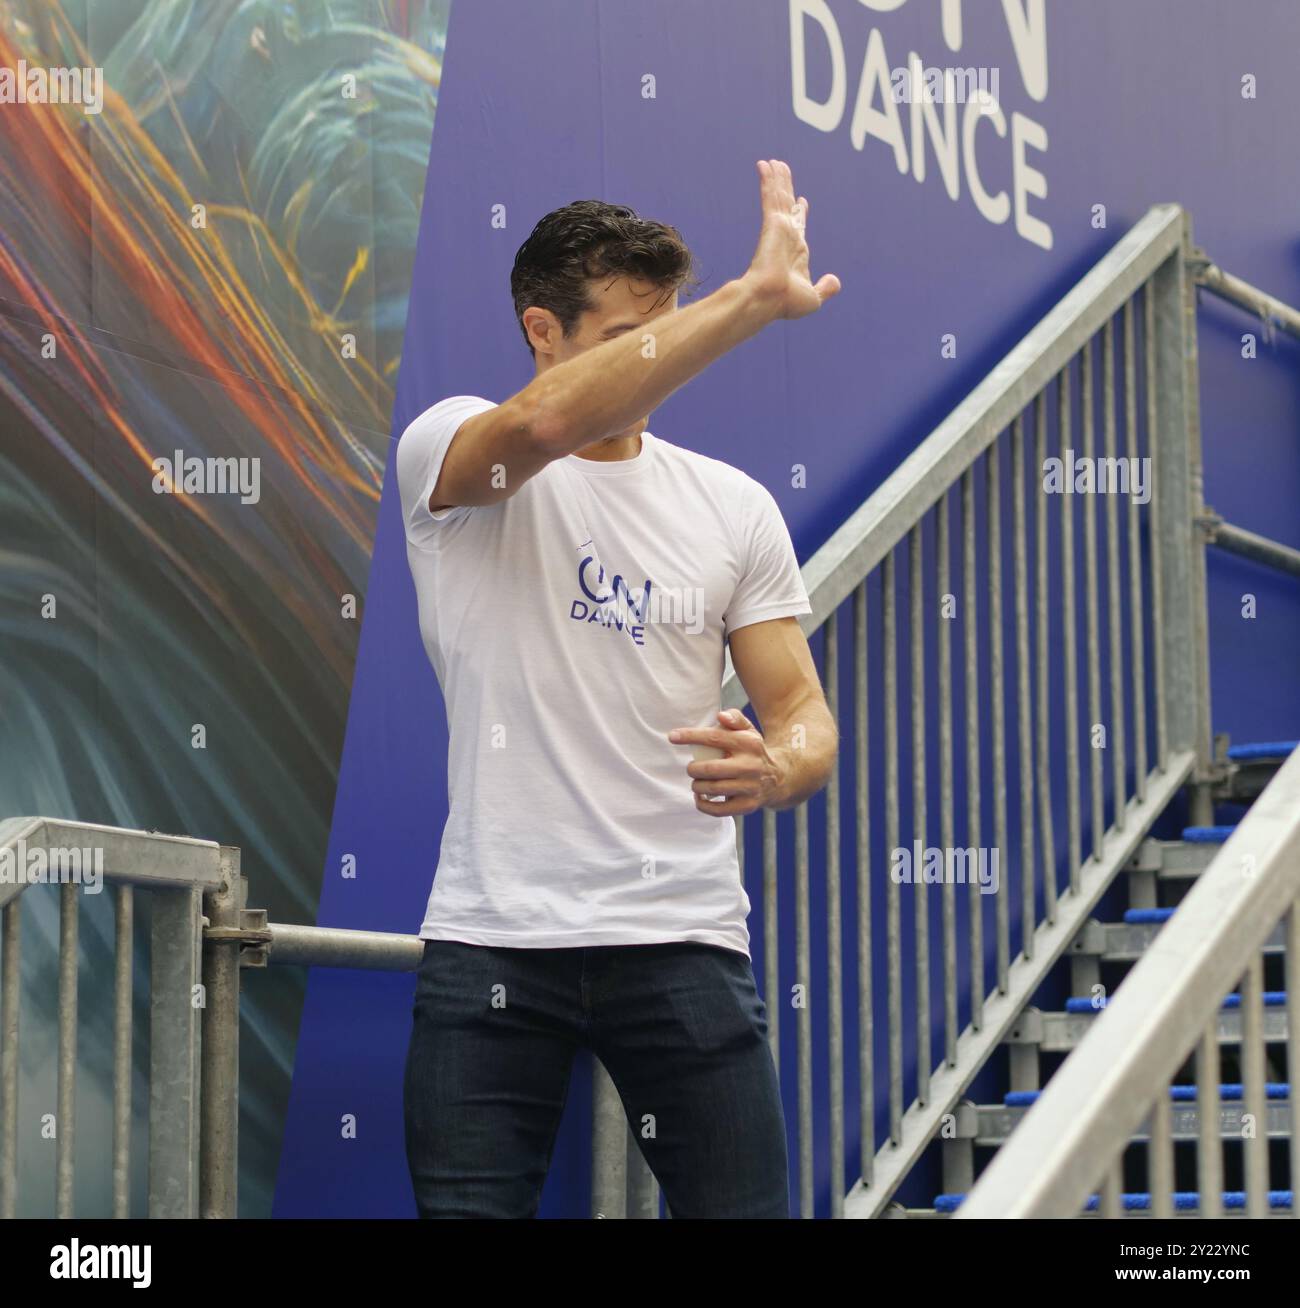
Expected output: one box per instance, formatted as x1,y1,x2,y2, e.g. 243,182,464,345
510,200,698,355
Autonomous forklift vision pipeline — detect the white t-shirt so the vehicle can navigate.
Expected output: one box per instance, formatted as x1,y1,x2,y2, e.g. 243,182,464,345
395,395,811,956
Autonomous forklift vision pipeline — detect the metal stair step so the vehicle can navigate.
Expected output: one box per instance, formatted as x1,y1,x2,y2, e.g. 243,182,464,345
1216,741,1298,803
932,1190,1295,1216
1127,838,1221,879
963,1096,1295,1147
1007,1002,1290,1053
1063,991,1287,1014
1005,1083,1291,1105
1070,917,1287,964
892,1204,1291,1219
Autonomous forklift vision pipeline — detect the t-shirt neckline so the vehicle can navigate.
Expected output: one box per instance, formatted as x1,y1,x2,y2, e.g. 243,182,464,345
563,430,656,476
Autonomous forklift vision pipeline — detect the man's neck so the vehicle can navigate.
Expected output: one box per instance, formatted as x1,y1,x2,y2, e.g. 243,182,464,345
571,432,642,462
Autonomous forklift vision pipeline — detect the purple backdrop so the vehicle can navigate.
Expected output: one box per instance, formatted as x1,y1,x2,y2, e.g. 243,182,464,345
273,0,1300,1216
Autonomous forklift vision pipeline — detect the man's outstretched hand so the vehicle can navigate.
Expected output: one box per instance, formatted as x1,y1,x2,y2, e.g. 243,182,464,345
743,159,842,321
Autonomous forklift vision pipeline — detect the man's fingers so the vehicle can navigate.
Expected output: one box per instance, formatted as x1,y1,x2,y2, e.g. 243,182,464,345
669,725,757,750
692,777,760,798
758,159,780,212
686,755,760,779
695,793,761,818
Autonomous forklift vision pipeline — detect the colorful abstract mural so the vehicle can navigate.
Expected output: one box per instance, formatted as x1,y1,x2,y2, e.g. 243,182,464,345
0,0,449,1215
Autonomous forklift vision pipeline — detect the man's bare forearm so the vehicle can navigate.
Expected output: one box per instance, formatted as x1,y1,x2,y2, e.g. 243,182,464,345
765,697,839,811
523,276,778,456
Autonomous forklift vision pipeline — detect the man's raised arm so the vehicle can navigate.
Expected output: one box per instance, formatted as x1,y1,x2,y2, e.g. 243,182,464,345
428,159,840,512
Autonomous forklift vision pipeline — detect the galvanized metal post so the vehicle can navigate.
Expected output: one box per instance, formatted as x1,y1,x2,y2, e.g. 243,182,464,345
200,848,242,1218
590,1057,626,1218
625,1127,658,1218
56,882,78,1218
149,884,203,1218
1152,219,1213,819
1,898,20,1218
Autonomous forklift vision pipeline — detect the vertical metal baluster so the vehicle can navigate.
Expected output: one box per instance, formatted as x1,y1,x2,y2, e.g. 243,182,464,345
113,885,133,1219
1,899,19,1219
1145,282,1168,772
824,614,844,1218
1150,1080,1174,1219
962,469,984,1029
1124,299,1148,798
1287,905,1300,1208
884,553,903,1142
988,443,1010,991
854,581,874,1186
910,523,930,1103
1104,318,1127,831
200,852,241,1220
1241,955,1268,1219
625,1131,658,1219
937,495,957,1066
1034,392,1057,923
1099,1159,1122,1218
1081,339,1105,860
795,802,813,1217
1196,1021,1223,1219
1012,417,1035,960
57,882,78,1218
764,809,778,1073
591,1062,627,1218
1060,362,1082,892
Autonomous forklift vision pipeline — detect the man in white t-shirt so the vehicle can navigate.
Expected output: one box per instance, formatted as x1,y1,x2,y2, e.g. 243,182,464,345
399,160,839,1218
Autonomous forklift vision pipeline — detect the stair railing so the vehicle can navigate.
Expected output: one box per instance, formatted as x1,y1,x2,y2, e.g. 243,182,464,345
955,744,1300,1218
598,203,1218,1217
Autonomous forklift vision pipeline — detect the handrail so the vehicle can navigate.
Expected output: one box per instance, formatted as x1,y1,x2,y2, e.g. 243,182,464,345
1201,511,1300,580
955,745,1300,1218
266,922,423,970
1194,257,1300,341
0,816,225,909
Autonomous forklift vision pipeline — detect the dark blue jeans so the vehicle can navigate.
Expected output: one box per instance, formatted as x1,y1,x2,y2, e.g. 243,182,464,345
403,937,789,1218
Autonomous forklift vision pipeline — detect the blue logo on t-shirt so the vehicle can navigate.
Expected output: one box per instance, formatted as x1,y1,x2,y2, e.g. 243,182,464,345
570,540,651,646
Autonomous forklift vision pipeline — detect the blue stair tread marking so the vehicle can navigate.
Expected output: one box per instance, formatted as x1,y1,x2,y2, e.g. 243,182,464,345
935,1191,1294,1213
1181,825,1237,843
1065,992,1286,1014
1226,741,1298,761
1220,991,1287,1009
1005,1084,1289,1107
1123,908,1174,924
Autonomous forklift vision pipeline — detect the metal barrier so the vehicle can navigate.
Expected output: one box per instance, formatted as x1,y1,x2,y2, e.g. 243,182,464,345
0,827,428,1218
0,817,231,1217
955,745,1300,1218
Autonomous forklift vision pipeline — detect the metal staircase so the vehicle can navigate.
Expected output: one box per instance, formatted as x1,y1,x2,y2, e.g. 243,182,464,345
902,740,1299,1217
709,202,1300,1220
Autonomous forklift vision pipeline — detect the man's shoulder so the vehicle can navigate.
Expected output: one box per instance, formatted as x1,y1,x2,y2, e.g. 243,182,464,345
398,394,497,445
650,434,761,496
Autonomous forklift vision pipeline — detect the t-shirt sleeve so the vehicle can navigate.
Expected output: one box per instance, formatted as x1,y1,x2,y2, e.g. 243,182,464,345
723,479,812,638
395,394,497,547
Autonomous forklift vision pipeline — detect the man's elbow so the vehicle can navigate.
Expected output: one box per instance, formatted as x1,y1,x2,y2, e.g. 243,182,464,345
514,384,576,460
